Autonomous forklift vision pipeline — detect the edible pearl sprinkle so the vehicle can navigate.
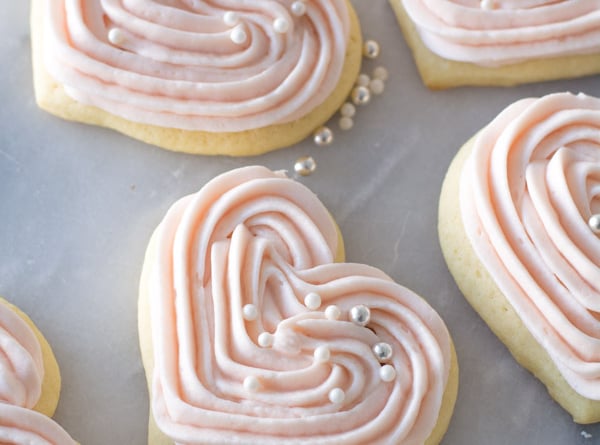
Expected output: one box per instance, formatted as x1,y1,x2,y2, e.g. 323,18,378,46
589,214,600,234
314,346,331,363
340,102,356,118
324,305,341,320
328,387,345,404
230,25,247,44
380,365,397,382
373,66,389,81
242,304,258,321
291,1,307,16
339,116,354,131
243,376,260,392
294,156,316,176
108,28,125,46
273,17,290,33
373,342,393,362
351,86,371,106
313,126,334,146
369,79,385,95
223,11,240,26
356,73,371,87
481,0,495,9
363,40,380,59
258,332,274,348
304,292,322,310
349,305,371,326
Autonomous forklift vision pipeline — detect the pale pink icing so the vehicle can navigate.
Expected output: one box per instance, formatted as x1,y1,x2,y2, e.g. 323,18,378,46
0,403,77,445
147,166,452,444
460,92,600,399
402,0,600,66
0,302,44,409
41,0,350,132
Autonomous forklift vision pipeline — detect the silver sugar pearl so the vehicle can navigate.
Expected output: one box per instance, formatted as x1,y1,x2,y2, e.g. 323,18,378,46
294,156,316,176
349,304,371,326
313,126,334,146
589,214,600,234
351,86,371,106
363,40,381,59
373,342,393,362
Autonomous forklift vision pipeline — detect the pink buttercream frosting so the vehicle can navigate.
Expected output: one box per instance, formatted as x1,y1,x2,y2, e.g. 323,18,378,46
0,302,44,409
42,0,350,132
0,403,77,445
460,92,600,399
0,303,77,444
146,166,452,444
402,0,600,66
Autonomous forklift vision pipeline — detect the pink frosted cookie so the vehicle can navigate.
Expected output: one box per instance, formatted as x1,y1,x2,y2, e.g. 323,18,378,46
139,166,458,444
0,297,77,444
439,92,600,422
31,0,362,155
389,0,600,88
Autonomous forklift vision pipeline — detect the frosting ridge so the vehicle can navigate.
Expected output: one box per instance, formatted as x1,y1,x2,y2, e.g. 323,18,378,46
460,92,600,399
0,403,77,445
402,0,600,66
146,166,452,444
42,0,350,132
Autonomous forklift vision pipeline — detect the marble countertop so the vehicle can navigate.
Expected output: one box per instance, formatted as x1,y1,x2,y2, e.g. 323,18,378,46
1,2,599,444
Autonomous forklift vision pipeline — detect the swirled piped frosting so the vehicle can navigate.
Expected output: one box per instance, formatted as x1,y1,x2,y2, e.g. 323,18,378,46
41,0,350,132
0,301,44,409
460,92,600,399
0,403,77,445
0,303,77,444
402,0,600,66
146,166,452,444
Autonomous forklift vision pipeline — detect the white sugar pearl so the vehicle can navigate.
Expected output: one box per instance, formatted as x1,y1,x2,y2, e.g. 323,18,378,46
291,1,307,16
108,28,125,46
373,66,389,81
313,126,334,146
324,305,341,320
329,387,345,404
369,78,385,95
340,102,356,118
339,117,354,131
242,304,258,321
314,346,331,363
273,17,290,33
304,292,322,310
258,332,274,348
356,73,370,87
351,86,371,106
481,0,495,10
230,25,247,44
373,342,393,362
243,376,260,392
380,365,397,382
223,11,240,26
363,40,380,59
589,214,600,234
349,305,370,326
294,156,316,176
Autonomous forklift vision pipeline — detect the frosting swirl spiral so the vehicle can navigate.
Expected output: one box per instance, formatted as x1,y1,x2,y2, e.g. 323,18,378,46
402,0,600,66
41,0,350,132
460,92,600,399
144,166,452,444
0,403,77,445
0,302,44,409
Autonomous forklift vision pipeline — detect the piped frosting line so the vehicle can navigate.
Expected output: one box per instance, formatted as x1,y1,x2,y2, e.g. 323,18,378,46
147,166,452,444
42,0,350,132
460,92,600,399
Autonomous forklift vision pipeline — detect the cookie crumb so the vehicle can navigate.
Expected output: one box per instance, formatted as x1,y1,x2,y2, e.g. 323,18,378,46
581,431,592,439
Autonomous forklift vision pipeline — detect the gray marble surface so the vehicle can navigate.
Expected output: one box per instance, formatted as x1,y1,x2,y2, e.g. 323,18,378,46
1,2,600,444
